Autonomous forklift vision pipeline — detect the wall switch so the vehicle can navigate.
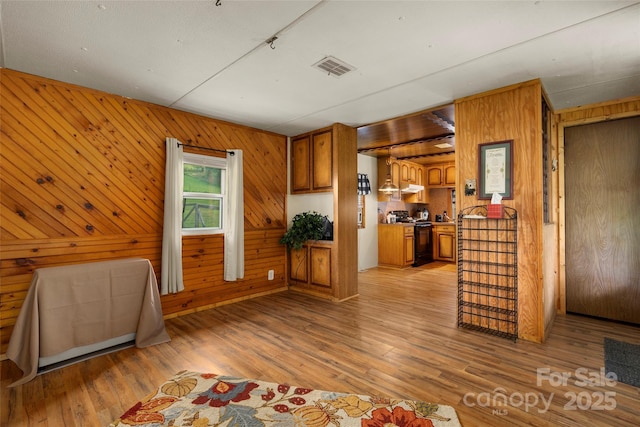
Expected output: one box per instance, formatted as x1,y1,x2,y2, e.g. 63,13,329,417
268,269,274,280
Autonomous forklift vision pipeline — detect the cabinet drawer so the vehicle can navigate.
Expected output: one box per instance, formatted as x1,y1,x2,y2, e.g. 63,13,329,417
435,225,455,232
404,226,415,235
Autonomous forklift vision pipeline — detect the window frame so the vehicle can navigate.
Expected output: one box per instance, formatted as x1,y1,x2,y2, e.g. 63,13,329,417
181,152,227,236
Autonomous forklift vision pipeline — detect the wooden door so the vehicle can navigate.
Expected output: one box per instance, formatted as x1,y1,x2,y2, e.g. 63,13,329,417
427,166,443,186
444,164,456,186
291,136,310,193
312,130,333,191
565,116,640,324
391,161,401,201
404,229,415,266
289,247,308,283
310,246,331,288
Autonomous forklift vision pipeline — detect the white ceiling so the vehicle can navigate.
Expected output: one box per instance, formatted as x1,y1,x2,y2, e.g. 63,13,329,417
1,0,639,137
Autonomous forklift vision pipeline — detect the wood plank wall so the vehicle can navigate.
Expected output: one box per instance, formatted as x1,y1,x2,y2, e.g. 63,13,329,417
0,69,288,355
455,80,545,342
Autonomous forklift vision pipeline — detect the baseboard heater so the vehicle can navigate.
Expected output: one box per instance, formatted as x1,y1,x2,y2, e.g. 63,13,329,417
8,258,171,387
38,333,136,373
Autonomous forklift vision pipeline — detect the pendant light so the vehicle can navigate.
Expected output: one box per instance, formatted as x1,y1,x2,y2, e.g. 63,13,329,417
378,149,399,194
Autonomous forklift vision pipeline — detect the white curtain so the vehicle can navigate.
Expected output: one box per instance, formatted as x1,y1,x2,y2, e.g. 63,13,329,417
224,149,244,281
161,137,185,294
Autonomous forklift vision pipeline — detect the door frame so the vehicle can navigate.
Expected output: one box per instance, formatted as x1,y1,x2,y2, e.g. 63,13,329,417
557,109,640,314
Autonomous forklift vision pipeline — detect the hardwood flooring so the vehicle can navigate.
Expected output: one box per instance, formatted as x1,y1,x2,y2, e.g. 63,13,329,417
2,262,639,426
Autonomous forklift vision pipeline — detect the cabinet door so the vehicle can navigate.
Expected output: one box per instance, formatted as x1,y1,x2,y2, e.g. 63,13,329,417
427,166,443,186
310,246,331,288
401,163,410,182
289,246,308,282
444,165,456,186
437,232,455,261
312,130,333,191
417,166,426,202
405,166,426,204
390,161,401,201
409,164,417,183
291,136,310,193
404,234,415,265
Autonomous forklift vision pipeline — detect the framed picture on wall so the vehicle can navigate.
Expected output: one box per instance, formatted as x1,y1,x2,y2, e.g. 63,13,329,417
478,140,513,199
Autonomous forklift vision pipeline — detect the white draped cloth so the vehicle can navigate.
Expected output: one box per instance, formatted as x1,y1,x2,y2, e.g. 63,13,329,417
161,137,184,294
224,149,244,281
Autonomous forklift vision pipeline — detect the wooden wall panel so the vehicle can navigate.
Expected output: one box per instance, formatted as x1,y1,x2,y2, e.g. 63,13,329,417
455,80,544,342
0,69,288,355
556,96,640,124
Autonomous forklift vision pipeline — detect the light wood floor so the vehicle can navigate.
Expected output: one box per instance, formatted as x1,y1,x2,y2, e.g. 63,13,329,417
2,262,639,426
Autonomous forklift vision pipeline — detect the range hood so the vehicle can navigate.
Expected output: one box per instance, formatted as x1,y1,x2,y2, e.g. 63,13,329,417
401,184,425,193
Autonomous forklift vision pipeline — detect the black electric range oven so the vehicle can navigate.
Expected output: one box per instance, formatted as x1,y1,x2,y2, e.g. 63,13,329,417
413,221,433,266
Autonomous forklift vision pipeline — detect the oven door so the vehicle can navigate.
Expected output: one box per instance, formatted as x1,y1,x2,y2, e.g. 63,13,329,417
413,224,433,266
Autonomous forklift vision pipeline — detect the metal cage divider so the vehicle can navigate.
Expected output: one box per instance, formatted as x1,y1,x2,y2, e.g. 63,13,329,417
457,205,518,341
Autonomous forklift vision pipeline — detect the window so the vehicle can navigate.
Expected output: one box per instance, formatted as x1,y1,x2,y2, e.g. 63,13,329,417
182,152,226,235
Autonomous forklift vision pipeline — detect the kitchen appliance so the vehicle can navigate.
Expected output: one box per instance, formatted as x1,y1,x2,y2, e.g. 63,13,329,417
435,214,443,222
421,209,429,220
413,222,433,266
389,210,411,222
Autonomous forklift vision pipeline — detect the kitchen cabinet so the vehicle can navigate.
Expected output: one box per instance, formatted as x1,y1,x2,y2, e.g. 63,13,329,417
378,158,426,202
404,165,426,203
377,157,402,201
291,129,333,193
426,163,455,187
378,224,415,268
401,163,418,183
433,223,456,262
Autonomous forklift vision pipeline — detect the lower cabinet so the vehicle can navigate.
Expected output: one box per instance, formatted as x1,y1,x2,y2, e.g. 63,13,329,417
288,242,332,294
433,224,456,262
378,224,415,268
310,246,331,287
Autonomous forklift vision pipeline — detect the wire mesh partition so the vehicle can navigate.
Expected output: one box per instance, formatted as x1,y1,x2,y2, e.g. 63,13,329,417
457,205,518,341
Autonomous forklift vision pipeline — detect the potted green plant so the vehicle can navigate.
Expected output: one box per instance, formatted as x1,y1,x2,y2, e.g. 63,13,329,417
279,211,327,252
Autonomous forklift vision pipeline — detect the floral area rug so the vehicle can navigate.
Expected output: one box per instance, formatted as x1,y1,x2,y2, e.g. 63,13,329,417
110,370,462,427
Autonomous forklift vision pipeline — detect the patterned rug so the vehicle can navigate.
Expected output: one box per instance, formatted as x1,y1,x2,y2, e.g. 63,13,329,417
110,371,462,427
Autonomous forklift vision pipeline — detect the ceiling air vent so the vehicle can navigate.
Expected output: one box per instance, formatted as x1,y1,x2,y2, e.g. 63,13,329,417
312,56,356,77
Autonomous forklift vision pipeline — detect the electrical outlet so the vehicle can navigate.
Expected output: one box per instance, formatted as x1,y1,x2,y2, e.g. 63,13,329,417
268,269,274,280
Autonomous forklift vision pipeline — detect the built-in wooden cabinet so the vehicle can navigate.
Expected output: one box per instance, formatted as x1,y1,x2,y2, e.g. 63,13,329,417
405,165,426,203
310,245,332,288
433,223,456,262
378,224,415,268
378,158,427,202
291,129,333,193
287,123,358,301
377,157,401,201
426,163,455,187
289,242,332,290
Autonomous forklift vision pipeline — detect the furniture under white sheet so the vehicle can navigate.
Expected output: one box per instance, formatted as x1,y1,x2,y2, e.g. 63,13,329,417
7,258,171,387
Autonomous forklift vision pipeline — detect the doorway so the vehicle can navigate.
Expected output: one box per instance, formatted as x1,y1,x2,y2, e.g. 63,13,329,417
564,116,640,324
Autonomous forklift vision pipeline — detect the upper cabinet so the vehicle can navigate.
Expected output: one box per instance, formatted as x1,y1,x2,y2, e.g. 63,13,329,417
426,162,455,187
377,157,402,201
291,129,333,193
377,158,427,203
404,164,426,203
